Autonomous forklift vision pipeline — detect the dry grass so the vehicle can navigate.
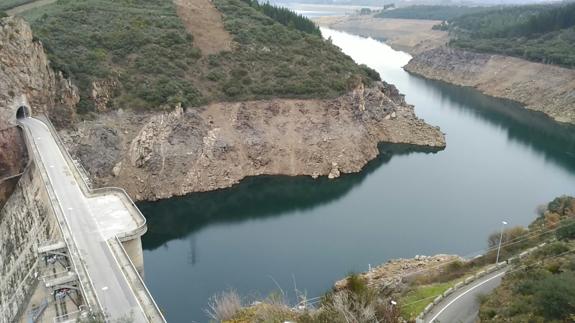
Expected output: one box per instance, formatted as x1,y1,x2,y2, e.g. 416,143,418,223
205,290,243,322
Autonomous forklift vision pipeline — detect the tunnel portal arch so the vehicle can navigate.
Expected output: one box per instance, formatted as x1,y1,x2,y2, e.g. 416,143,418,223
16,106,31,119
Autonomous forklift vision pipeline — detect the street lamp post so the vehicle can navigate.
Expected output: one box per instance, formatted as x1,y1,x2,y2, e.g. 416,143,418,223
495,221,508,264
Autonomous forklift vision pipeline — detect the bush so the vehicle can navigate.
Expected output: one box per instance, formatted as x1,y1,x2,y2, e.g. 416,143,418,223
346,273,368,296
556,219,575,241
533,272,575,320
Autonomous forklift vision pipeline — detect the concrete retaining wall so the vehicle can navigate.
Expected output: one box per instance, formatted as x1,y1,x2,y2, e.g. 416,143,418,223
0,161,61,323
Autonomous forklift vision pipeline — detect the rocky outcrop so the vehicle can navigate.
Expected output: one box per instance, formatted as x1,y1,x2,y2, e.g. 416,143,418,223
405,47,575,124
0,17,79,129
0,16,79,205
61,82,445,201
335,254,460,292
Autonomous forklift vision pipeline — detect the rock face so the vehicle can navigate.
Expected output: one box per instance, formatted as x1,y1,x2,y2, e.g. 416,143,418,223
0,16,79,205
0,17,79,129
405,46,575,124
61,82,445,201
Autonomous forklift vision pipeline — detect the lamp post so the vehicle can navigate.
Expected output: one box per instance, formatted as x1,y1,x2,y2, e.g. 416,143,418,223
495,221,508,264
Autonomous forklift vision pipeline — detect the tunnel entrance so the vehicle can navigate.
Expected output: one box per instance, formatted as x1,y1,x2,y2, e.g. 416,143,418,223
16,106,30,119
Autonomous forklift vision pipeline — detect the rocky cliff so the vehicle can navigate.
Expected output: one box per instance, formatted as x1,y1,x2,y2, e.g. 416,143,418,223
405,47,575,124
61,82,445,201
0,16,79,205
0,16,445,203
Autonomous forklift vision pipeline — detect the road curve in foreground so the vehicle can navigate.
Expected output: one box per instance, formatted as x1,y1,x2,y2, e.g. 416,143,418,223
423,268,507,323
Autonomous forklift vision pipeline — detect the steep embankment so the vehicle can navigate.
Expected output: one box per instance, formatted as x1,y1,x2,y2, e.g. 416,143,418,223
0,17,78,205
60,82,444,201
405,47,575,124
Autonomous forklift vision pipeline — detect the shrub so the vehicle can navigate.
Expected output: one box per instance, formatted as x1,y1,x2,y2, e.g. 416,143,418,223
533,272,575,320
556,219,575,241
346,273,368,296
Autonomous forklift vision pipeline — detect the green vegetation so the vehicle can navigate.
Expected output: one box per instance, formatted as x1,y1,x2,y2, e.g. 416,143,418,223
399,282,453,319
22,0,378,114
25,0,204,113
447,3,575,67
241,0,320,36
479,196,575,322
0,0,36,11
375,5,493,21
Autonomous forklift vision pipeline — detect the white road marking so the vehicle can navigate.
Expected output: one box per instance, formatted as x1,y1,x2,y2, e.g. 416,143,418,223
102,286,109,291
429,271,506,322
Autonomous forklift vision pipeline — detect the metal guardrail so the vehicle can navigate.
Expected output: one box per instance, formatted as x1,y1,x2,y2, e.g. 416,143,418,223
18,120,104,316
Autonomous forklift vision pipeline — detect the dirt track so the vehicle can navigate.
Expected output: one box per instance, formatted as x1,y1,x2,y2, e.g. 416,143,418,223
174,0,232,55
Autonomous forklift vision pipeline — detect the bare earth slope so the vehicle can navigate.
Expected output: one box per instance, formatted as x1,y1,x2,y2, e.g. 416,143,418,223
61,82,445,201
174,0,232,55
315,16,448,55
405,47,575,124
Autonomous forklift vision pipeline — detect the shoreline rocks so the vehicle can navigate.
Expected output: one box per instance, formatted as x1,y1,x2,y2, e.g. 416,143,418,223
61,82,446,201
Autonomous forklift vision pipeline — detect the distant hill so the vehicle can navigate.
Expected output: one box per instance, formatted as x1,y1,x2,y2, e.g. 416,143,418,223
375,5,495,21
448,3,575,67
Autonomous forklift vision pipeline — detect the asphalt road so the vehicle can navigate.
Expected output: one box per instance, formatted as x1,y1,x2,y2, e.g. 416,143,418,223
21,117,148,323
423,268,507,323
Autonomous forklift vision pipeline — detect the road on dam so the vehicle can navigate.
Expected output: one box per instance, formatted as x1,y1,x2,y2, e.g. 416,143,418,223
20,117,149,322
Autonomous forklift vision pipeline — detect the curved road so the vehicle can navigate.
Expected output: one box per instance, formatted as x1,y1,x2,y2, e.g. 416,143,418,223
423,268,507,323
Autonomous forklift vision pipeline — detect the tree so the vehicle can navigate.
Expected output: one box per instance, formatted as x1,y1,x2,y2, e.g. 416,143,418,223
556,219,575,241
533,272,575,320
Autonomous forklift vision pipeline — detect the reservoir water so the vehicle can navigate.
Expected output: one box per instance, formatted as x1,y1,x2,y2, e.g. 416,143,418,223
140,28,575,322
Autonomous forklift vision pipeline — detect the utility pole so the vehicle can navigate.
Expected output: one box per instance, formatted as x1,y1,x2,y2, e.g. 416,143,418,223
495,221,508,264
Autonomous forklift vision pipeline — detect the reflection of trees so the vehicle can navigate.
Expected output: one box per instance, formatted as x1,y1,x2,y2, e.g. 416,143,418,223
413,75,575,172
140,144,442,250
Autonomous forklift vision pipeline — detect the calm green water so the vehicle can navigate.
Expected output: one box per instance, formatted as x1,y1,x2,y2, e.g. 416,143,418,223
139,28,575,322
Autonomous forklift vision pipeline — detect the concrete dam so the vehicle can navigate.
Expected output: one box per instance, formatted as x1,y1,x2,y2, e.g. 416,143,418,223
0,105,165,323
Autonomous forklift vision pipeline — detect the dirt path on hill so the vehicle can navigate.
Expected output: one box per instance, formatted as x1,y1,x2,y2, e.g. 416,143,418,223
173,0,233,55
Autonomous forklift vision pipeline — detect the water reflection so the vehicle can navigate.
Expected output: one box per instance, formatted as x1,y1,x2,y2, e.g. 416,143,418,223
140,144,442,250
410,76,575,172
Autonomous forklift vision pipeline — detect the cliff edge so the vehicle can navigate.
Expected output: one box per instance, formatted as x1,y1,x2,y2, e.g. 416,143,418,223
405,47,575,125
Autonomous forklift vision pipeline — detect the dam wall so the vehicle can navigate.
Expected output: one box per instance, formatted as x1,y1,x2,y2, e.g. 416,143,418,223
0,160,60,323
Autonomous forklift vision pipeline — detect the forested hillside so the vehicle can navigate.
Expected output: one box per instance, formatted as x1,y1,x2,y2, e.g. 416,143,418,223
20,0,378,114
448,3,575,67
